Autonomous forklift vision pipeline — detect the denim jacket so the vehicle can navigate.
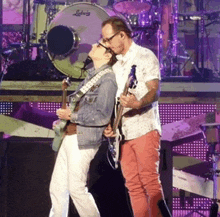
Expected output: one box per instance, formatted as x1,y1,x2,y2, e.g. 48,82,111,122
70,64,117,148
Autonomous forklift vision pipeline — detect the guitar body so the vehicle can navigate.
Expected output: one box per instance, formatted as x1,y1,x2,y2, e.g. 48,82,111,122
52,119,68,152
108,129,121,169
52,100,77,152
114,131,121,167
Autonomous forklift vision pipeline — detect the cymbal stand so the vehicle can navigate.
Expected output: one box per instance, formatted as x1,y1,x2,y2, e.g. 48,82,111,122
170,0,179,75
163,0,182,75
156,0,165,77
196,0,205,76
0,55,11,88
164,0,201,77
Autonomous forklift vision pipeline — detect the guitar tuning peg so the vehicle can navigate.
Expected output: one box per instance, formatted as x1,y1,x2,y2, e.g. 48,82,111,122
65,77,72,86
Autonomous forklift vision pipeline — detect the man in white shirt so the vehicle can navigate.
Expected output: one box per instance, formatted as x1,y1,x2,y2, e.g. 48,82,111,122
102,17,171,217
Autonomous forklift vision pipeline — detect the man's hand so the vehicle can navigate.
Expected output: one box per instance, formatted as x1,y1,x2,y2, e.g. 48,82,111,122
120,79,160,109
103,124,116,137
120,93,141,109
56,107,71,120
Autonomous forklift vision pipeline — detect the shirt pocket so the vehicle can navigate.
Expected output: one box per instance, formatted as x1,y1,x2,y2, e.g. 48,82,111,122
84,93,98,105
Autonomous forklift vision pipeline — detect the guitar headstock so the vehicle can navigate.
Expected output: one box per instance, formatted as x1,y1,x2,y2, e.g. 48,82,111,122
62,77,71,91
128,65,138,89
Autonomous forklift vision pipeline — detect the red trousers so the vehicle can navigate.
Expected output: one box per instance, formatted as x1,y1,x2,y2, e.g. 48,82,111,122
120,130,163,217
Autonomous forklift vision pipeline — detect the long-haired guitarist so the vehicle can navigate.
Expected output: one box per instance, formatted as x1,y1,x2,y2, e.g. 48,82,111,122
102,17,172,217
49,40,117,217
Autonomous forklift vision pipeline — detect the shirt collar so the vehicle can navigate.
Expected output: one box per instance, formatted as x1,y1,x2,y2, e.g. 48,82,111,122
116,41,137,63
88,64,110,75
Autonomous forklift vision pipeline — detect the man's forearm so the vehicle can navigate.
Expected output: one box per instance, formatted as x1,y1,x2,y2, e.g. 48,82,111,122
138,79,160,109
138,90,159,109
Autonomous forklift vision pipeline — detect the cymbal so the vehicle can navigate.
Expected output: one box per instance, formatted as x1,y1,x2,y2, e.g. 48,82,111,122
113,1,151,14
178,10,220,21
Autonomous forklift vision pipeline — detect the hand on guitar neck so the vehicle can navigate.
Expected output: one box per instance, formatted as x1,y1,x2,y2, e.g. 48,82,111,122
120,92,141,109
56,78,72,121
52,77,77,152
104,65,137,139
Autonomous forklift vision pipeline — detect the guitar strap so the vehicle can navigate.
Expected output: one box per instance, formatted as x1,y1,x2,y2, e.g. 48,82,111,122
68,66,112,110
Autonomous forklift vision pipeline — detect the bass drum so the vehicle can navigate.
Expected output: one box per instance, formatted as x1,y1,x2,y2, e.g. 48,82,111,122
46,3,116,79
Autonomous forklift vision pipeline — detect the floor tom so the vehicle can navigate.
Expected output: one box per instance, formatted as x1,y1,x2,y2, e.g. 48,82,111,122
113,0,152,14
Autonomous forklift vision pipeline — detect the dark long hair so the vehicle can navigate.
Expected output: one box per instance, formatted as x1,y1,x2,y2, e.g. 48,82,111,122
105,48,117,66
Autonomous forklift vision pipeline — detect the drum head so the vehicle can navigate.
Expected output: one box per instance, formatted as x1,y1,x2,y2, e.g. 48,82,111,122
46,2,110,79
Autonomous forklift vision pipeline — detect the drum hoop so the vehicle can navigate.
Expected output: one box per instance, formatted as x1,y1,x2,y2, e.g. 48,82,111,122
47,2,109,30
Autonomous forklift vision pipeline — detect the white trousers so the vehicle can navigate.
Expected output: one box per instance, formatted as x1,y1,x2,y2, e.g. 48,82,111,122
49,134,100,217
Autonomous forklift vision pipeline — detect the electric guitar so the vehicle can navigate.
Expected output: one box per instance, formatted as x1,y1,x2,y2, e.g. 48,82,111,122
51,77,76,152
108,65,137,169
52,67,112,152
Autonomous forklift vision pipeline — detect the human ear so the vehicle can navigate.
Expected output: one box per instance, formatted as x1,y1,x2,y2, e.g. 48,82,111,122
120,32,125,38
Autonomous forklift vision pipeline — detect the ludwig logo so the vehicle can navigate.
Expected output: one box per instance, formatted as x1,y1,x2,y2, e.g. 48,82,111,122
73,10,90,17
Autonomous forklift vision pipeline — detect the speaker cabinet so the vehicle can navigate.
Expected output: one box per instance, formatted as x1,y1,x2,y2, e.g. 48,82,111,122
0,137,55,217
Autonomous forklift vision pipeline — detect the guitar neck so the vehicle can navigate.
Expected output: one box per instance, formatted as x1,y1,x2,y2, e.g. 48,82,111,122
113,105,123,133
62,89,67,109
112,80,130,133
61,77,71,110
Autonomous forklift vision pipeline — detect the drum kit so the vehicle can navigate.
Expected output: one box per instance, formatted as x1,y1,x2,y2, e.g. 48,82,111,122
163,0,220,80
1,0,164,80
2,0,220,80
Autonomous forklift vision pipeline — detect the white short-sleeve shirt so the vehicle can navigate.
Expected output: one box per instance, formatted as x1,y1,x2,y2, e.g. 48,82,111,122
112,42,161,140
